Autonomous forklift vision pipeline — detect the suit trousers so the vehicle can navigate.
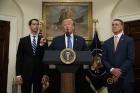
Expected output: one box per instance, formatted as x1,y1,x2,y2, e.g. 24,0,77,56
108,78,134,93
21,74,42,93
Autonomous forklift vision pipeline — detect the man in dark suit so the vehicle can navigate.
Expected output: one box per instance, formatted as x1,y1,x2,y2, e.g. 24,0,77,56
102,19,135,93
48,18,93,93
16,19,49,93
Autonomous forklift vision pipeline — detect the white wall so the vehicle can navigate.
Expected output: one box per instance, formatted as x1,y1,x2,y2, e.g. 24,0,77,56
1,0,140,93
112,0,140,22
0,0,23,93
15,0,42,36
93,0,120,41
0,0,23,37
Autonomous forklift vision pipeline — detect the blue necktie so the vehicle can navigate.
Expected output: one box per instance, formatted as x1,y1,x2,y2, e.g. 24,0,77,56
32,36,37,55
67,36,72,48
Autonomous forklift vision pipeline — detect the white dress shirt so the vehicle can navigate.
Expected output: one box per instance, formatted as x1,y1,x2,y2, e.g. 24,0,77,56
30,34,38,45
65,33,74,49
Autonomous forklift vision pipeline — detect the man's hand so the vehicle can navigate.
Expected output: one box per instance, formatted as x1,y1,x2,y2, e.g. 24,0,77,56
40,38,47,46
16,75,23,85
42,75,49,90
111,68,122,79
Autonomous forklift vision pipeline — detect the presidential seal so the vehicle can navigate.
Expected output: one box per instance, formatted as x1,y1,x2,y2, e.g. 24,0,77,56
60,48,76,64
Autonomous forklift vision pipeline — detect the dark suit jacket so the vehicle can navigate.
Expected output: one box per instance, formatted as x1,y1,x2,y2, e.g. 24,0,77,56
16,35,48,81
47,34,92,93
102,35,135,84
49,34,87,50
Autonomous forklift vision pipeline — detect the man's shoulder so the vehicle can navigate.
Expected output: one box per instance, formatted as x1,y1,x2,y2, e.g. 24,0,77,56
19,35,30,42
123,35,133,40
53,35,64,40
74,35,85,40
122,35,134,44
21,35,29,39
104,36,113,43
51,35,64,43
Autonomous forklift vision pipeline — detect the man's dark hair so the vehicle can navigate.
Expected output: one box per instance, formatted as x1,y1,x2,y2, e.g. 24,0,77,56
113,19,124,25
28,19,39,26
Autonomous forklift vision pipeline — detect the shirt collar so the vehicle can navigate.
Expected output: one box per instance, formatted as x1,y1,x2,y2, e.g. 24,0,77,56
114,32,123,40
30,34,38,37
65,33,74,38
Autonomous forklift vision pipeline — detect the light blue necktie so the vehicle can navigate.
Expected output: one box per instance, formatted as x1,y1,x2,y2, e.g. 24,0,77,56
32,36,37,55
67,36,72,48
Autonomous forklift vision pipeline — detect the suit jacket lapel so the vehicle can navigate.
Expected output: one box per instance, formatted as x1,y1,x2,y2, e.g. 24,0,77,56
27,35,33,54
110,37,115,53
116,35,124,52
73,35,77,50
36,36,41,51
62,35,66,48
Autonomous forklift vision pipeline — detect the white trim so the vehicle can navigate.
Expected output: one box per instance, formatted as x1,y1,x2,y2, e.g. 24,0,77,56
117,13,140,22
0,15,17,93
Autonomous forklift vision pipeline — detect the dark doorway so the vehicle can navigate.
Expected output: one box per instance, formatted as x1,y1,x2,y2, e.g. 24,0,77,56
124,20,140,93
0,20,10,93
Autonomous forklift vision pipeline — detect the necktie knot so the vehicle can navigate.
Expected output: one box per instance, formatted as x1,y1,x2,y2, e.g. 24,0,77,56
114,35,118,38
67,36,71,40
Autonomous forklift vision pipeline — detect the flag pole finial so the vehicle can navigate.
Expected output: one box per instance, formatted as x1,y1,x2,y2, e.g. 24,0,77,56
93,19,99,32
93,19,98,24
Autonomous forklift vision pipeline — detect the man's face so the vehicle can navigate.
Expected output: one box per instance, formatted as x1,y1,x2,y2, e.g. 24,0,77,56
30,20,39,33
112,20,123,35
63,19,74,35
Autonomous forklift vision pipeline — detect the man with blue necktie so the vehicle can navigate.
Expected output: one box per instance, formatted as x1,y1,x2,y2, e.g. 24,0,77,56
47,18,93,93
102,19,135,93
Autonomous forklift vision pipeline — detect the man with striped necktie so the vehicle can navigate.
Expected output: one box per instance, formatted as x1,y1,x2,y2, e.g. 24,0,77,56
16,19,49,93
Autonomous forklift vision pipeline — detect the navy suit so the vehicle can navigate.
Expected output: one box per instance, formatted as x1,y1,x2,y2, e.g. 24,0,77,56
48,34,87,50
47,34,93,93
102,35,135,93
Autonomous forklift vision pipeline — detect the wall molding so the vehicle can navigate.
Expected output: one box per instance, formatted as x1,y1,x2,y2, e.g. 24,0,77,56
118,12,140,22
0,14,17,93
12,0,24,36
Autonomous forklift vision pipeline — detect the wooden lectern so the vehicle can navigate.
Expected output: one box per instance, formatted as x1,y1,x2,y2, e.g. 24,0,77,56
43,50,92,93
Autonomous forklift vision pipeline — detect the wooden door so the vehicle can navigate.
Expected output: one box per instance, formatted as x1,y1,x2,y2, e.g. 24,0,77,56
0,20,10,93
124,20,140,93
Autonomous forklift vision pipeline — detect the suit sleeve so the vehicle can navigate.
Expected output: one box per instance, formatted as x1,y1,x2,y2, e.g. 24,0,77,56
102,43,113,73
42,42,50,75
48,38,55,50
16,38,23,76
120,38,135,76
43,41,48,50
82,39,88,51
